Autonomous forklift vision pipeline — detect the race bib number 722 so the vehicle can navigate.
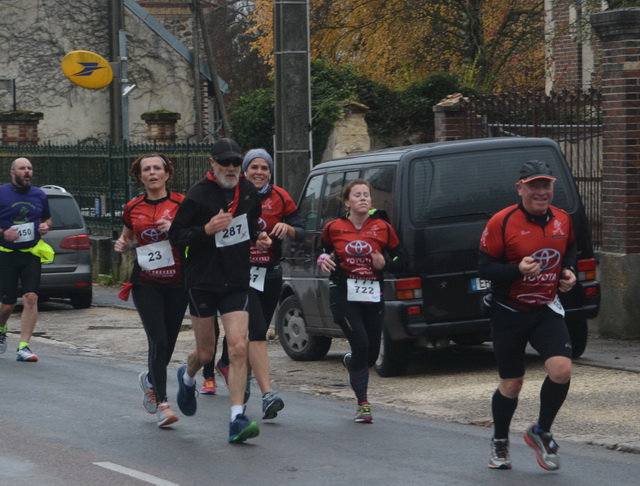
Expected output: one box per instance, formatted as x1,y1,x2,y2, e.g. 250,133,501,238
347,278,381,303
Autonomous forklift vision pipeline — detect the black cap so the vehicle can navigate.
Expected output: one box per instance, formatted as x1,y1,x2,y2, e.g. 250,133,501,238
518,160,556,183
211,138,242,163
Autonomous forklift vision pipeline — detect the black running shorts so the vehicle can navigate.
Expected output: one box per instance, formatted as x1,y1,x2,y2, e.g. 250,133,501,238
0,251,41,304
187,287,249,318
490,304,573,379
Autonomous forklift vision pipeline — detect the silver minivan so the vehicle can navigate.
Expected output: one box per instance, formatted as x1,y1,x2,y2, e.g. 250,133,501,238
36,185,93,308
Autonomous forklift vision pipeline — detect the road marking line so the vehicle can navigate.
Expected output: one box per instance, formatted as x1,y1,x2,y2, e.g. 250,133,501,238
93,462,180,486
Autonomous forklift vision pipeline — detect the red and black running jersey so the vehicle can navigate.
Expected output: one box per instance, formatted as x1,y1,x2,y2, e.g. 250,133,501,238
123,192,185,287
479,203,575,310
322,215,401,281
250,185,298,267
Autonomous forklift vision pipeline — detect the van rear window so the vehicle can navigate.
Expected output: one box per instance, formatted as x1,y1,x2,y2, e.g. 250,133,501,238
409,146,573,223
48,196,85,230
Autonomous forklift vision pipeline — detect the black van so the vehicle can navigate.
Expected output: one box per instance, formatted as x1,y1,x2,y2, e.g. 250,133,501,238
275,137,600,376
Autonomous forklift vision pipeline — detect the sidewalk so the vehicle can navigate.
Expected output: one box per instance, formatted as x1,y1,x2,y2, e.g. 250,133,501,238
86,284,640,455
91,284,640,371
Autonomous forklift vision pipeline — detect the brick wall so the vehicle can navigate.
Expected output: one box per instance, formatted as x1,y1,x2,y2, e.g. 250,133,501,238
433,94,485,142
139,0,213,139
0,114,42,146
592,9,640,253
545,0,604,91
138,1,196,46
547,0,582,88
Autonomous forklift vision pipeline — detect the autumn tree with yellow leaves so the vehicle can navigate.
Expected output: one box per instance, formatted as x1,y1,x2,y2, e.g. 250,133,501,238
249,0,545,92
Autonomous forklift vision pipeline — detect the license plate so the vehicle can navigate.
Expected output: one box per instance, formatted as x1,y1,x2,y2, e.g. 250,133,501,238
470,278,491,291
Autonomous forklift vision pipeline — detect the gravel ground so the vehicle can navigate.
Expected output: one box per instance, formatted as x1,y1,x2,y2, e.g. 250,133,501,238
23,299,640,456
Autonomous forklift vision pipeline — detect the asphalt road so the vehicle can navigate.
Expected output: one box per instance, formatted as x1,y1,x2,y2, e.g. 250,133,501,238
0,284,638,486
2,340,639,486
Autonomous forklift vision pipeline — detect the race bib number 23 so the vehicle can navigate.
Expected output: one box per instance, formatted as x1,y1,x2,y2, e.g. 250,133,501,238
136,240,174,271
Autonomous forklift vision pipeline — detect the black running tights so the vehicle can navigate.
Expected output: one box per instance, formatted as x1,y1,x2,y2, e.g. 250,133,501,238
132,285,187,403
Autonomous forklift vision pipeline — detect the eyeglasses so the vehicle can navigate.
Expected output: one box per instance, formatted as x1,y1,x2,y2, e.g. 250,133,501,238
215,158,242,167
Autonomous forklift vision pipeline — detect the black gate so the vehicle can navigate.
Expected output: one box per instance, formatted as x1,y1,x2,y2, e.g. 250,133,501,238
462,89,602,249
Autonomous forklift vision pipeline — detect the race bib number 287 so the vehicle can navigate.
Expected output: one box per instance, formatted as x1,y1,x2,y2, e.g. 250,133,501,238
215,214,249,248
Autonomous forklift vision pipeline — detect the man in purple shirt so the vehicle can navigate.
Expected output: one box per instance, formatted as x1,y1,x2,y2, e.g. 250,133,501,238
0,157,53,362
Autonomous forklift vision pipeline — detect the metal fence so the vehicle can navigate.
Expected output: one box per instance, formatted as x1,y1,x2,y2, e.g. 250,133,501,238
462,88,602,249
0,142,213,238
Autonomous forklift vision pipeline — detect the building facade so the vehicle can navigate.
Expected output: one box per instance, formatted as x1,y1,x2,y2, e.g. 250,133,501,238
0,0,220,144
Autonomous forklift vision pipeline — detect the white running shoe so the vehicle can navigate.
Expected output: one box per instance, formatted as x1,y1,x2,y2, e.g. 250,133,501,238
488,438,512,469
16,346,38,362
157,402,178,427
138,371,157,414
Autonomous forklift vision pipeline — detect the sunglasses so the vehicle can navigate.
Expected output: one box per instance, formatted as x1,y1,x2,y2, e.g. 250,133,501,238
215,158,242,167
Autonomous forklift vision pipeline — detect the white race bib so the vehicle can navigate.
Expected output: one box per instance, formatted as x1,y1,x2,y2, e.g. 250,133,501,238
136,240,174,271
11,222,35,243
347,278,381,303
249,266,267,292
547,294,565,317
215,214,250,248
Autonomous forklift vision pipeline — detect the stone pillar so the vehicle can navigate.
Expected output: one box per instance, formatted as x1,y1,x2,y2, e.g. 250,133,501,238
141,111,181,143
321,101,371,162
0,111,43,145
591,8,640,338
433,94,484,141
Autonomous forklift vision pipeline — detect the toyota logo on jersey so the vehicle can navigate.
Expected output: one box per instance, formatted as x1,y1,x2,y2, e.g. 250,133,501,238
345,240,372,256
141,228,167,243
531,248,561,271
258,217,267,231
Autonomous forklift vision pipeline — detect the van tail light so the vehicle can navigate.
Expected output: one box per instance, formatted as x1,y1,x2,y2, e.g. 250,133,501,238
396,277,422,300
60,234,91,250
577,258,597,281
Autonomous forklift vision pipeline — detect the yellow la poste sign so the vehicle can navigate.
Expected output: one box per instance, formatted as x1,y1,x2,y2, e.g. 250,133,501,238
61,50,114,90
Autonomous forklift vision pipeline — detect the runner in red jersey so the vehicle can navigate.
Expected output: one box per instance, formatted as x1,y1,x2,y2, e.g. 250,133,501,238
480,202,575,311
478,160,577,471
207,149,304,420
318,179,405,423
115,153,187,428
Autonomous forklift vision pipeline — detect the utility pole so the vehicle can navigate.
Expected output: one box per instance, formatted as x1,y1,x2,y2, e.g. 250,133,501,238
109,0,124,143
274,0,312,201
191,1,203,140
193,0,231,137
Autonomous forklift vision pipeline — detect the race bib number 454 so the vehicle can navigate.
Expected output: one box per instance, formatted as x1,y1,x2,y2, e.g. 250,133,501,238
215,214,249,248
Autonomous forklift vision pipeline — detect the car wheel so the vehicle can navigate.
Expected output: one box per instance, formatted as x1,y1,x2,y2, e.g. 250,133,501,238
374,327,412,377
70,290,93,309
275,295,332,361
567,319,588,358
